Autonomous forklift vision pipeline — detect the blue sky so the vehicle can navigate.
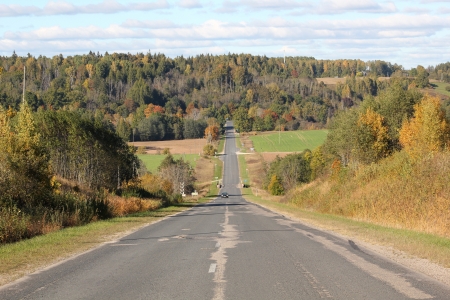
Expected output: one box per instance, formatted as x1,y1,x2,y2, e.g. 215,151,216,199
0,0,449,69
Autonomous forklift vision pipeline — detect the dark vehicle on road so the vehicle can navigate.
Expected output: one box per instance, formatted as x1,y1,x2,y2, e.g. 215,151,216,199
220,192,228,198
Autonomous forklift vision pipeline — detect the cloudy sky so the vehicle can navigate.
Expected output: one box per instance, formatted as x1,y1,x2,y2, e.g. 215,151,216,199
0,0,449,69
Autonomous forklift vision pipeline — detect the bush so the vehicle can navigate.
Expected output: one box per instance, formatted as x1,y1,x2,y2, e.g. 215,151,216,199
445,85,450,92
268,175,284,195
203,144,216,156
0,207,29,244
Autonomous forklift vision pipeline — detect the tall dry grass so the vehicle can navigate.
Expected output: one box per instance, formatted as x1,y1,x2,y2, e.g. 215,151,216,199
108,196,160,217
289,151,450,237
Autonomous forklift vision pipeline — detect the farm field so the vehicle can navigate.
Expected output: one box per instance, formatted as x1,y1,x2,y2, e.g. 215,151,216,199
430,81,450,97
131,138,206,155
249,130,328,153
137,154,200,173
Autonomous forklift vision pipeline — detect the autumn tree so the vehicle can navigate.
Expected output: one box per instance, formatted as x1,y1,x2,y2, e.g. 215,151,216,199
268,175,284,195
355,108,390,164
399,95,450,159
0,103,53,209
205,125,219,143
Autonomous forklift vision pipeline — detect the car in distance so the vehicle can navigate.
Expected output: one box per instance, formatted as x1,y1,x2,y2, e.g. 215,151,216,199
220,192,229,198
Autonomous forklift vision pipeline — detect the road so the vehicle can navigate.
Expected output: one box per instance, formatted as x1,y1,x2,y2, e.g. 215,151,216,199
1,121,449,299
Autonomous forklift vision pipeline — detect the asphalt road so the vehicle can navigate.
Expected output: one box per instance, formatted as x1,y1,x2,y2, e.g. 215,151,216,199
1,121,449,299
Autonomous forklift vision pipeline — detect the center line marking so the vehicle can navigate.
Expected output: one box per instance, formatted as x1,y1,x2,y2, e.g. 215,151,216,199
209,263,217,273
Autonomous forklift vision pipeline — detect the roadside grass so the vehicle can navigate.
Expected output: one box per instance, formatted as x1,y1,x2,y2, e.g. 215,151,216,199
206,157,223,198
217,135,225,154
0,202,208,287
137,154,199,173
249,130,328,152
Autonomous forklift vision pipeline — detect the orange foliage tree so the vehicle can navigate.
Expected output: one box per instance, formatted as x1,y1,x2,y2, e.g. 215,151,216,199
205,125,219,142
144,103,165,118
399,95,450,159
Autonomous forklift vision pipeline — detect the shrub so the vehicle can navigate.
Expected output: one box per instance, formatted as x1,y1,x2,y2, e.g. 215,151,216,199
268,175,284,195
203,144,216,156
0,207,29,244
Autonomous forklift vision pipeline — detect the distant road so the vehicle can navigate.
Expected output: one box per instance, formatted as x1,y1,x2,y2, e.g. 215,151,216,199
1,121,449,299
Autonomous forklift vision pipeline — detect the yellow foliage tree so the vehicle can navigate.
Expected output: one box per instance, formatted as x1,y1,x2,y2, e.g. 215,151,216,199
399,94,450,159
356,107,390,163
85,63,94,78
245,89,254,103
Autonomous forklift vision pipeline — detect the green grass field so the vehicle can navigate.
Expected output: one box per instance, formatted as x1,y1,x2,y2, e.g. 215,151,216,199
249,130,328,152
430,82,450,97
137,154,200,173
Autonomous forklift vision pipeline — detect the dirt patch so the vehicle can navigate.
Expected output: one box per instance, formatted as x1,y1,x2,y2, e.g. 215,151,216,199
260,152,294,163
131,139,207,155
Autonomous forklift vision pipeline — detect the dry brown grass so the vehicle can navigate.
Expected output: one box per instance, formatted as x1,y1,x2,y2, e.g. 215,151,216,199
290,151,450,238
193,156,216,197
130,139,206,155
317,77,347,85
108,196,160,217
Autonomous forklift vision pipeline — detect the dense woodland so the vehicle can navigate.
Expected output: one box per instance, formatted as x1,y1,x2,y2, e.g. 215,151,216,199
1,51,450,243
1,51,443,141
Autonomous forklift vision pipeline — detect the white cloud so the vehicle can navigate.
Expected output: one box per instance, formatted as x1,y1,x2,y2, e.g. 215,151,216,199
5,14,450,42
403,7,430,14
314,0,398,14
437,7,450,14
0,0,170,17
121,20,176,29
177,0,203,9
0,4,40,17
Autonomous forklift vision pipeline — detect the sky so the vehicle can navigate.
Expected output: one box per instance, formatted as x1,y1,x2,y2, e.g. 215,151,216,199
0,0,449,69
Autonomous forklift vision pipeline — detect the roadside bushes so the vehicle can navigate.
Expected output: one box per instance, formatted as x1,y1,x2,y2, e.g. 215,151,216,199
264,151,312,194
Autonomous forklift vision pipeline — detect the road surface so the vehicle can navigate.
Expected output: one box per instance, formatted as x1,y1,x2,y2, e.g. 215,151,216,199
1,121,449,299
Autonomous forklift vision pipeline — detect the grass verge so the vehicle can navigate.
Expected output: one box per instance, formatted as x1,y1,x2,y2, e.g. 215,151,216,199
206,157,223,198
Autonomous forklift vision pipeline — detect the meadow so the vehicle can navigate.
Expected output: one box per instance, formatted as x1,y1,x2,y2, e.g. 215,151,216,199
430,81,450,97
137,154,200,173
249,130,328,153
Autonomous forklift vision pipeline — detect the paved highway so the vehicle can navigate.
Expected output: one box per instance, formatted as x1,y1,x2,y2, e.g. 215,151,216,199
1,121,449,299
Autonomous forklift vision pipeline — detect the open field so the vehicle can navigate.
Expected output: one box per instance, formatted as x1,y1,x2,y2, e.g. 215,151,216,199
429,81,450,98
137,154,200,173
248,130,328,153
131,138,206,155
316,77,346,85
317,76,392,86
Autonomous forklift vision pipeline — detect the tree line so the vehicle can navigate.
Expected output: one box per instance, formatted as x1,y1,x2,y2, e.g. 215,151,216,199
1,51,441,141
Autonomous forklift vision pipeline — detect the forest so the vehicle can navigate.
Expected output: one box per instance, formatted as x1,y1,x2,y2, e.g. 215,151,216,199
2,51,443,142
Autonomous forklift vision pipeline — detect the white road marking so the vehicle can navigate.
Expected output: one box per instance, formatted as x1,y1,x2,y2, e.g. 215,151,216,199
158,238,169,242
182,228,190,231
110,244,138,246
209,263,217,273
